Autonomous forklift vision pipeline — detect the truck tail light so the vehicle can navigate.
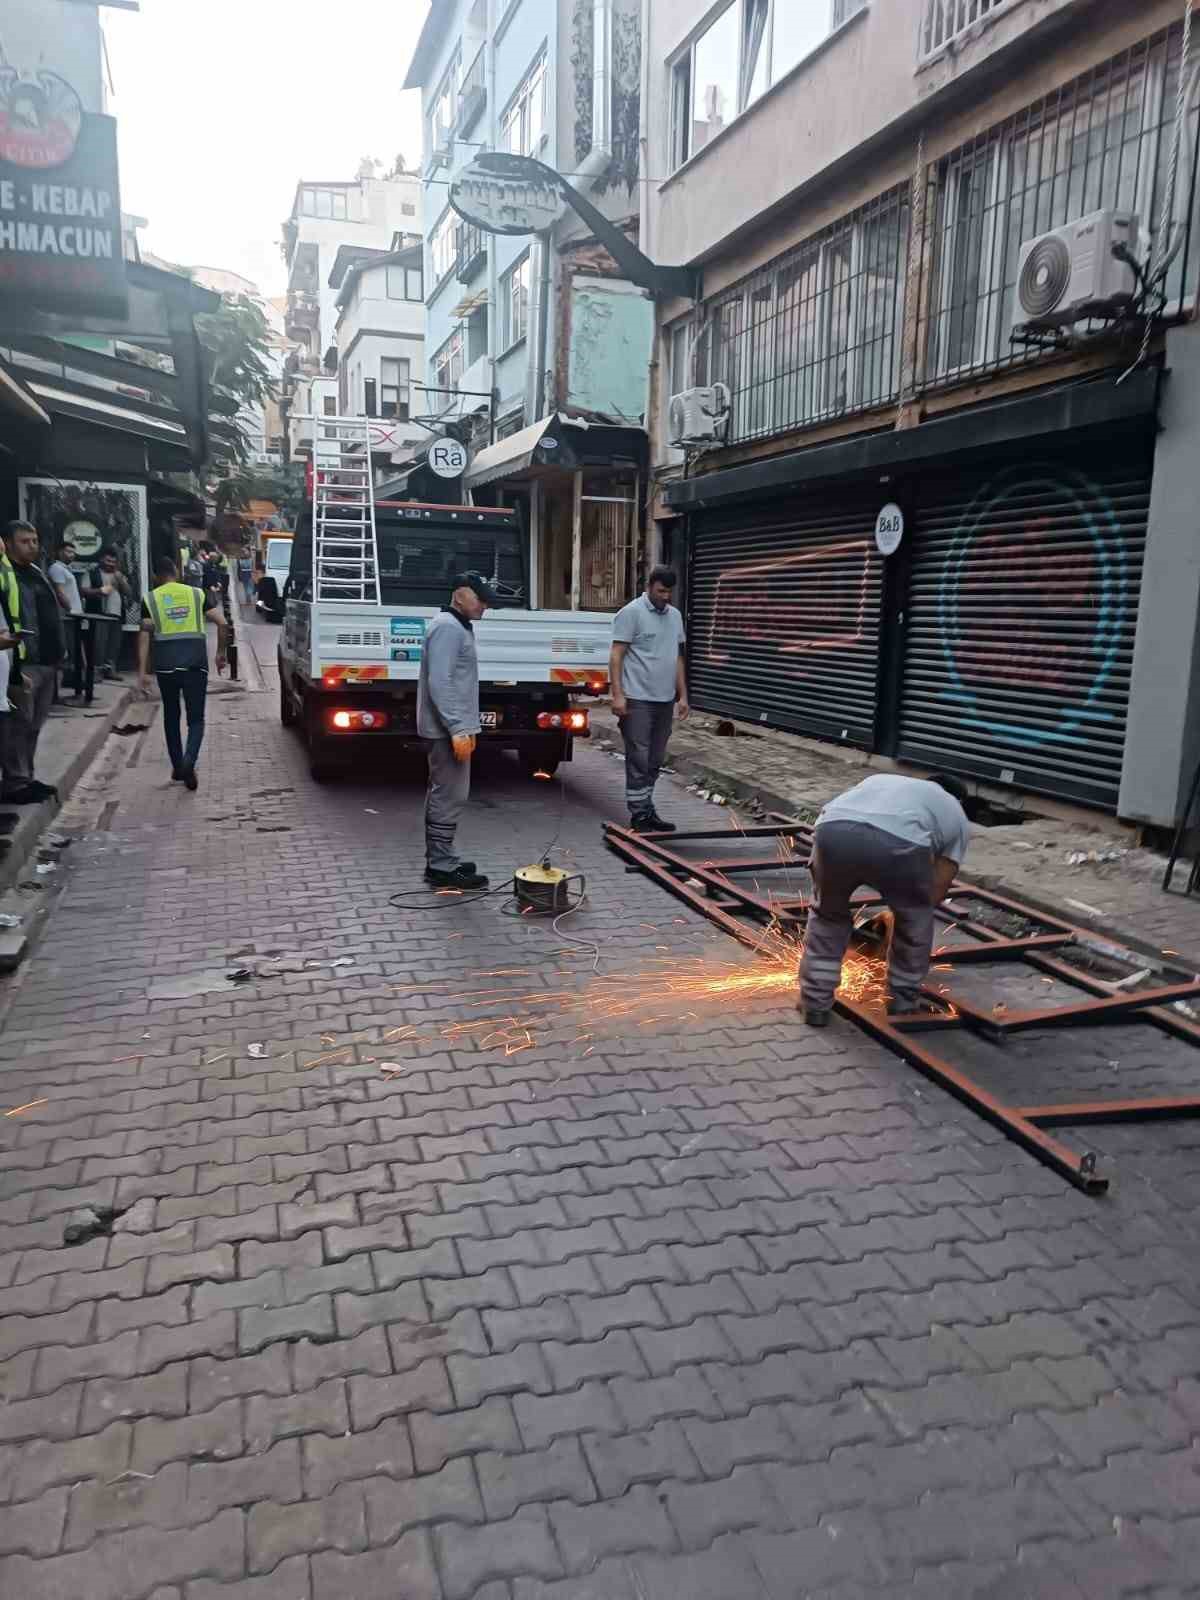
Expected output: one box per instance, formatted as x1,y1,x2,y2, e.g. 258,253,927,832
328,708,389,732
536,710,590,732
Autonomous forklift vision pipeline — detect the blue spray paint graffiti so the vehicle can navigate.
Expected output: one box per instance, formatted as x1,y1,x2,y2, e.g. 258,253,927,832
936,463,1129,751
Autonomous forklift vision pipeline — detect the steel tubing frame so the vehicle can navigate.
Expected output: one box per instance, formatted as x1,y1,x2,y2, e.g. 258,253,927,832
604,820,1200,1194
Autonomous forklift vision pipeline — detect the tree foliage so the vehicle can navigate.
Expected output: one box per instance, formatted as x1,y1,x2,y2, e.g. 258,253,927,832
213,462,304,520
196,293,277,462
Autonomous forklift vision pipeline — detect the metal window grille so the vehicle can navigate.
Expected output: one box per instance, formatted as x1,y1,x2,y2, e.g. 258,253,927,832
920,0,1019,61
919,24,1200,390
694,185,910,447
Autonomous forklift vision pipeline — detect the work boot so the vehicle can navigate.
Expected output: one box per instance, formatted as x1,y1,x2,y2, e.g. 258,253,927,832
629,812,658,835
425,864,489,890
646,810,676,833
171,767,185,782
802,1008,831,1028
182,766,198,792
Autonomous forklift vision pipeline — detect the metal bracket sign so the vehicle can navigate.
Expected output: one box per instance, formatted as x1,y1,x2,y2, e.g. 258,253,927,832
449,152,697,302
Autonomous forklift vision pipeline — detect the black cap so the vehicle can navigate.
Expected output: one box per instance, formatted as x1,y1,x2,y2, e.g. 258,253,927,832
452,571,498,604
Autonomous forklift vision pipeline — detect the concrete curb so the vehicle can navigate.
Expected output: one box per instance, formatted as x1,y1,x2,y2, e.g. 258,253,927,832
0,685,134,899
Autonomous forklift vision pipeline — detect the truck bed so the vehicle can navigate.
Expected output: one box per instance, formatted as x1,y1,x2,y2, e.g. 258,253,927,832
295,603,613,687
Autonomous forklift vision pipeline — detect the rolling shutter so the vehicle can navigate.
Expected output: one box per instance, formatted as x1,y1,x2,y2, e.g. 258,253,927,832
898,444,1151,808
688,492,885,746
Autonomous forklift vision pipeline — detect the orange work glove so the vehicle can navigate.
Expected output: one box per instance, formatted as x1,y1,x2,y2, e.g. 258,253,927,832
451,733,476,762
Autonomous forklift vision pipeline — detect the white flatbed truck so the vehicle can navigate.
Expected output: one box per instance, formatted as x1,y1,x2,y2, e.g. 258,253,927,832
277,416,613,781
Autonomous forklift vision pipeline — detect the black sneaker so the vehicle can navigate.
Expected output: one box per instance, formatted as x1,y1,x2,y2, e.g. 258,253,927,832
171,768,185,783
629,813,657,835
646,810,676,833
182,767,198,792
425,864,489,890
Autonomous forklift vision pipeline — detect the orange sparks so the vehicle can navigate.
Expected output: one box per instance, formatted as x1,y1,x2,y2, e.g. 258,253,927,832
4,1097,48,1116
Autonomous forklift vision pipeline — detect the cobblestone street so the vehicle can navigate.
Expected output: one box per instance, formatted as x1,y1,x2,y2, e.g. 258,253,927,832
2,636,1200,1599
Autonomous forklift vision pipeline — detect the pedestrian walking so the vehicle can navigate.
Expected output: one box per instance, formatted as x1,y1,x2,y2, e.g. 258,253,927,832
136,555,228,792
82,546,130,679
798,772,972,1027
609,566,689,833
417,572,496,890
0,520,65,804
237,548,255,606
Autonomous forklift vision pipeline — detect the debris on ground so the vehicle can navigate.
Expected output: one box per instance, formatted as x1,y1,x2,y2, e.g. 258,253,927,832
247,1042,268,1059
63,1207,108,1244
1066,848,1127,866
225,967,255,984
112,1198,156,1235
44,834,71,850
0,913,21,928
35,862,58,875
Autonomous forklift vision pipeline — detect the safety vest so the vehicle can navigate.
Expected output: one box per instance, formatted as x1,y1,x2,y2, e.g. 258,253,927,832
0,553,22,660
147,581,207,672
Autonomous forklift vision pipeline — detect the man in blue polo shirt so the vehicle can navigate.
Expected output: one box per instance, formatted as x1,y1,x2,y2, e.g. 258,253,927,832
610,566,688,833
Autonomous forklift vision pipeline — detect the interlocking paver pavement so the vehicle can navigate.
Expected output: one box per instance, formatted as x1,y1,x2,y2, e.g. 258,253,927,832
1,621,1199,1598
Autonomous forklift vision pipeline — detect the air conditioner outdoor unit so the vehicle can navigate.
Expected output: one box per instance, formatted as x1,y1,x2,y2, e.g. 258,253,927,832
1016,209,1138,327
667,383,731,447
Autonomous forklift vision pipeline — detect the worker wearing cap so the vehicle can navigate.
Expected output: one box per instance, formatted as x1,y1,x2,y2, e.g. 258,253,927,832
417,571,497,889
798,772,972,1027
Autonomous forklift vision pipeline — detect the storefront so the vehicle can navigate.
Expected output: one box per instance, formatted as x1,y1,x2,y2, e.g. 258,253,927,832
668,371,1160,811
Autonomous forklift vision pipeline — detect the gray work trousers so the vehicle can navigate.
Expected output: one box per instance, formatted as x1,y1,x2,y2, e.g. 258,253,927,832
800,820,935,1012
1,664,57,789
424,736,471,870
620,698,675,818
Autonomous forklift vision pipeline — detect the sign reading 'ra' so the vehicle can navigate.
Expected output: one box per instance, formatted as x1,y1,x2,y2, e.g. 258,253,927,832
0,62,127,319
449,152,565,237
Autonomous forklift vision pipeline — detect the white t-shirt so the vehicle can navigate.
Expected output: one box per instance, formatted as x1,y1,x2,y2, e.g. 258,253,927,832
48,560,83,616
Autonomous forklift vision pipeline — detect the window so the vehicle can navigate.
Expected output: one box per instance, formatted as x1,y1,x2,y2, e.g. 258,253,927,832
670,1,865,170
380,358,411,421
927,27,1198,381
695,186,909,444
432,328,466,403
501,52,547,156
429,53,459,156
921,0,1018,63
430,211,457,286
302,187,351,220
401,202,416,216
322,393,338,440
501,254,531,349
364,377,378,415
386,264,424,300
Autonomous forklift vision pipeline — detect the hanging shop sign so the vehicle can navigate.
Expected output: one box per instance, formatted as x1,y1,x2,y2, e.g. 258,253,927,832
449,152,566,237
0,56,127,319
874,502,905,556
427,437,468,480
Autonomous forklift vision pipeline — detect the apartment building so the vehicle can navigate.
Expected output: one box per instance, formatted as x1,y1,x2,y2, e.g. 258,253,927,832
279,168,422,462
644,0,1200,829
331,238,428,478
403,0,654,611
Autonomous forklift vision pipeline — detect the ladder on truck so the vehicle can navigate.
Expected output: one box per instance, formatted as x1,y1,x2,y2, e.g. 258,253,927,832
311,414,380,605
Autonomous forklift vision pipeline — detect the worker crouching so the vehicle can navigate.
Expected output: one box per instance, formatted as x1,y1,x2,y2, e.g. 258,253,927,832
799,773,972,1026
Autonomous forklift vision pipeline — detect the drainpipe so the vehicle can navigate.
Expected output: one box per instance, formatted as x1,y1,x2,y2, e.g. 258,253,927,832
487,0,500,437
525,0,614,423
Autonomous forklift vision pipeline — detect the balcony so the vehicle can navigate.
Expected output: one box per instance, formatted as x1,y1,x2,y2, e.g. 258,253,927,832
284,291,319,343
919,0,1022,62
456,222,486,284
457,47,486,136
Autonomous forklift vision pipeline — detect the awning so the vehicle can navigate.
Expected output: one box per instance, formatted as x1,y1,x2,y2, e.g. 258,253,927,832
0,357,50,429
464,416,558,488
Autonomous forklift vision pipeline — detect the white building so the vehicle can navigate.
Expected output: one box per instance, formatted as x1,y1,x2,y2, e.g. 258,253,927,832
190,266,288,467
331,239,427,481
280,168,423,459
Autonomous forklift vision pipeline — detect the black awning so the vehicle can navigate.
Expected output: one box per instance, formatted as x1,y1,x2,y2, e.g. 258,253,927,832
665,369,1161,511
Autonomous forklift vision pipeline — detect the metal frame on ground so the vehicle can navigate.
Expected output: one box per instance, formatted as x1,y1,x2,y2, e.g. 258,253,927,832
603,819,1200,1194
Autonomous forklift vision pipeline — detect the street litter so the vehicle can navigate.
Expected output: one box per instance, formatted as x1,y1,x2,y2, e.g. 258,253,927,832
1065,848,1126,865
364,808,379,814
0,913,21,928
45,834,71,850
247,1043,268,1059
35,862,57,875
379,1061,405,1074
226,967,255,984
1065,898,1107,918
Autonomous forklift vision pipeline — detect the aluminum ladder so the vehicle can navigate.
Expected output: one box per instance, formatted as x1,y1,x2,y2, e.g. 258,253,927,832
312,414,380,605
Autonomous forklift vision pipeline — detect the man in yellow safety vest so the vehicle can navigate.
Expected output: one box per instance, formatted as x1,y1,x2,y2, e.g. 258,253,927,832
137,555,227,791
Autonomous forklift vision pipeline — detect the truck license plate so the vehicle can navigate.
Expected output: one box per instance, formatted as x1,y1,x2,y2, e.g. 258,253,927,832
480,711,501,728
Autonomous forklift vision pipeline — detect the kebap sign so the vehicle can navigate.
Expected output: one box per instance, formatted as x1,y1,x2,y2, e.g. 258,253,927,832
0,57,126,318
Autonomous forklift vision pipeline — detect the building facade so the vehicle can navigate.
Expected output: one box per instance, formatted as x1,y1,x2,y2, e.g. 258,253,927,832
279,169,422,462
644,0,1200,828
331,240,429,481
403,0,655,612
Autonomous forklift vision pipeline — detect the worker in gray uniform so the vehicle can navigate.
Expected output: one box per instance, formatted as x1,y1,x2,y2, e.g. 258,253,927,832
417,572,497,890
798,772,972,1027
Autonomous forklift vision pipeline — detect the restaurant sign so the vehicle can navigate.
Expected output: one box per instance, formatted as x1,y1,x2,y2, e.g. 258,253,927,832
0,62,127,318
